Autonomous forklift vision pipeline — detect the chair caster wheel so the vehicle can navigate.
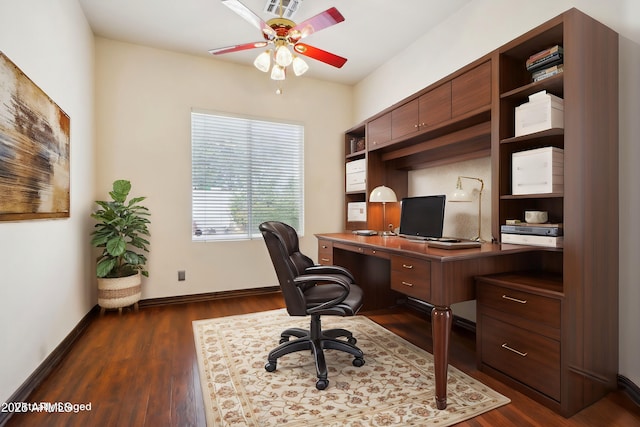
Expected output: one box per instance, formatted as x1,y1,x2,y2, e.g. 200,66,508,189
316,379,329,390
265,361,277,372
347,337,357,345
352,357,365,367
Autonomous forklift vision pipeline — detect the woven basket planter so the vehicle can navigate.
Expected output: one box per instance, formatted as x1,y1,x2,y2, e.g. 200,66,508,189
97,272,142,314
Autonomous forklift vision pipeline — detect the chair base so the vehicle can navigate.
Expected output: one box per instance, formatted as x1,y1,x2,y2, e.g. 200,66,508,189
265,314,365,390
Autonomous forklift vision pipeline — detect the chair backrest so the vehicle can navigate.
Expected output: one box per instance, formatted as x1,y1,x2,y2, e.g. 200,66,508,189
259,221,315,316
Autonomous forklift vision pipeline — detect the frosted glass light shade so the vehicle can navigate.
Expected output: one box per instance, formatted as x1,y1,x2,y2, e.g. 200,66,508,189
275,45,293,67
369,186,397,203
450,176,473,202
253,50,271,72
270,65,286,80
292,56,309,76
450,187,472,202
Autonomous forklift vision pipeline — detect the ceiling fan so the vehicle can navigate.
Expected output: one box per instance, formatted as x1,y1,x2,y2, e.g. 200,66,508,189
209,0,347,83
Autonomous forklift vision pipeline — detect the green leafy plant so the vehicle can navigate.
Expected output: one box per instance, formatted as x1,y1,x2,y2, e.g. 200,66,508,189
90,180,150,278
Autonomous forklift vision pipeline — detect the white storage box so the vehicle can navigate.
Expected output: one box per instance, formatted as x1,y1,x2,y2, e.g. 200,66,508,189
346,159,366,192
515,90,564,137
512,147,564,195
347,202,367,222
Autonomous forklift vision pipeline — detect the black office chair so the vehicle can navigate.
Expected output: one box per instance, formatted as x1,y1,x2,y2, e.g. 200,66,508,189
259,221,365,390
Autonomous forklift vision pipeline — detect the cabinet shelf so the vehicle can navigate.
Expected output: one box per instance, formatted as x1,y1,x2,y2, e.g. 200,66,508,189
501,192,563,199
500,74,564,101
346,150,366,160
500,128,564,144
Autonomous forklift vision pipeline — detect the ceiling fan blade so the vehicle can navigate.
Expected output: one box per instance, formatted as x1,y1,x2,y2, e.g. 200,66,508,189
290,7,345,39
209,41,268,55
221,0,276,39
293,43,347,68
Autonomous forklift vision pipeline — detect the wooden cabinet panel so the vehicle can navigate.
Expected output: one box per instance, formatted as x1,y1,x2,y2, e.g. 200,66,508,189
391,99,419,140
452,61,491,117
477,282,561,329
367,113,392,149
392,83,453,140
481,315,560,401
419,82,452,127
390,255,430,301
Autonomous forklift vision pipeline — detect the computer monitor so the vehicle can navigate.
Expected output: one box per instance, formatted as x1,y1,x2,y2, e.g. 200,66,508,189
398,195,446,240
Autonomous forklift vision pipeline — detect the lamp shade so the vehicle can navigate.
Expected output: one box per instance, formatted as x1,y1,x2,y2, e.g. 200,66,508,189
450,176,473,202
450,187,472,202
253,50,271,72
292,56,309,76
369,185,397,203
270,65,286,81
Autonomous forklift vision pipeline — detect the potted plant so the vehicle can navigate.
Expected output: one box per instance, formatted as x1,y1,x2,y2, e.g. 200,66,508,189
90,179,150,314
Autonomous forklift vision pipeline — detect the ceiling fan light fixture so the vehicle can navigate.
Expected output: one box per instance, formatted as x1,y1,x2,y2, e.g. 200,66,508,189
275,44,293,67
292,55,309,76
270,64,286,80
254,49,272,72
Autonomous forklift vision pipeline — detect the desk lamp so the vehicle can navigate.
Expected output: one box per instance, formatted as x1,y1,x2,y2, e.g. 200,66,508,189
450,176,485,242
369,185,397,236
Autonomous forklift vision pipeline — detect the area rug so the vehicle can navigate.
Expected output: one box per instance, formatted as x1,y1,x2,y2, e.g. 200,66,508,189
193,309,509,426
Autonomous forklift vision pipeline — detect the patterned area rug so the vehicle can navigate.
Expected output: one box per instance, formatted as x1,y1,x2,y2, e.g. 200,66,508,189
193,309,509,426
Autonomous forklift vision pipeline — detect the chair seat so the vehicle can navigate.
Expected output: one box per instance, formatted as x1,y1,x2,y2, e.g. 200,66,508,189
304,283,363,316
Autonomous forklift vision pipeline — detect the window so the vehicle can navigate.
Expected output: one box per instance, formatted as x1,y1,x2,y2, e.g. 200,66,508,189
191,111,304,241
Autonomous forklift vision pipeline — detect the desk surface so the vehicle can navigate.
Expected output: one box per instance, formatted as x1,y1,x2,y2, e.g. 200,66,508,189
317,233,540,262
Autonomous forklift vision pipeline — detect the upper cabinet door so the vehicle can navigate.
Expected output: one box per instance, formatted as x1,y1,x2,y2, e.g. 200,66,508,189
452,61,491,117
367,112,392,149
391,99,419,140
419,82,452,128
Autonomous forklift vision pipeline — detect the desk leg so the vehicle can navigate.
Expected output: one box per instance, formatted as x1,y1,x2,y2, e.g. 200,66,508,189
432,305,452,410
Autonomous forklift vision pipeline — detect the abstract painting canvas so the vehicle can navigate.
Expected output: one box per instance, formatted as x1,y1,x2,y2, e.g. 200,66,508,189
0,52,70,221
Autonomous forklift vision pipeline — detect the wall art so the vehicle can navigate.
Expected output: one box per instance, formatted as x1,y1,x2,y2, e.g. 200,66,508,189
0,51,70,221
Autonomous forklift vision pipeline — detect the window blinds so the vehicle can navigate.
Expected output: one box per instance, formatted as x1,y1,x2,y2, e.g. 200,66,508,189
191,111,304,241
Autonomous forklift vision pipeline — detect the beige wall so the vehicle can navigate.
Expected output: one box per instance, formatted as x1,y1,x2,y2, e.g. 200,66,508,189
1,0,637,405
94,38,352,299
0,0,95,403
353,0,640,391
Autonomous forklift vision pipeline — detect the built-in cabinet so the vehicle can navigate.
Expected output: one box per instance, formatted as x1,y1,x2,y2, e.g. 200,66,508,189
482,9,618,417
340,8,618,417
345,58,492,232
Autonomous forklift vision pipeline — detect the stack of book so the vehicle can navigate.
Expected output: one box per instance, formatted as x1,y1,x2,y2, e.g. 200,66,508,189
526,45,564,82
501,222,563,248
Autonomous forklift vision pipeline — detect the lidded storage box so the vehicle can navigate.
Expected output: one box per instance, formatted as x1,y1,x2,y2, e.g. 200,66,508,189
512,147,564,195
515,91,564,137
345,159,366,192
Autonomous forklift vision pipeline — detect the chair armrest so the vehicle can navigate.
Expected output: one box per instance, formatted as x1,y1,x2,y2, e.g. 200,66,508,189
304,265,355,283
293,273,352,313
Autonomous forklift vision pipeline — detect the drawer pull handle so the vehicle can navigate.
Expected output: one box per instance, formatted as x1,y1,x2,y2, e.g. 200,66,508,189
502,294,527,304
402,264,414,269
501,343,528,357
321,245,328,249
320,258,331,262
401,281,414,287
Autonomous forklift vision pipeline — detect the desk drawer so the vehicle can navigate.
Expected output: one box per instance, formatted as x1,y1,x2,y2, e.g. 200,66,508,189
390,256,430,301
317,239,333,265
477,282,560,329
481,315,560,401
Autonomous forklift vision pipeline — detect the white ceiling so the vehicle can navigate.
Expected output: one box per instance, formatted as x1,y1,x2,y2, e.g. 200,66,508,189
79,0,472,85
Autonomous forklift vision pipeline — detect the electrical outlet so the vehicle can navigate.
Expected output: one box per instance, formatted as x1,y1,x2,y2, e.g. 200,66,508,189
178,270,186,281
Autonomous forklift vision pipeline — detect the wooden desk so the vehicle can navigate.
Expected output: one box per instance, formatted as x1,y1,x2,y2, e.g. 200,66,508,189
316,233,540,410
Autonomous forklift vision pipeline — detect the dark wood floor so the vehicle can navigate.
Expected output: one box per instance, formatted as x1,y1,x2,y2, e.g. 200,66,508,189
5,292,640,427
